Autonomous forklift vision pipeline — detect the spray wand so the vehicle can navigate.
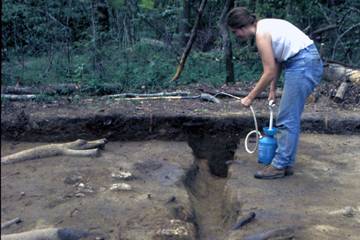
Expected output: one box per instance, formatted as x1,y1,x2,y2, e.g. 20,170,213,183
268,100,276,130
214,92,260,154
214,92,276,156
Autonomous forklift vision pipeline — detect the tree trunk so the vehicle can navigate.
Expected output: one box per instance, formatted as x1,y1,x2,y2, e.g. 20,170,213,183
179,0,191,47
91,0,106,79
66,0,73,77
154,0,162,8
125,0,139,44
219,0,235,84
96,0,110,32
248,0,257,12
91,0,99,74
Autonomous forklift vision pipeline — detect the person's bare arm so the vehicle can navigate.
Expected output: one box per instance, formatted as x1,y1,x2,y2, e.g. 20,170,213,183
268,61,281,102
241,32,280,106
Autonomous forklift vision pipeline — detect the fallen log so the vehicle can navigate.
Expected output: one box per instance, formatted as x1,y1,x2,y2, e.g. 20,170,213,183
323,62,360,85
1,83,194,99
1,94,38,101
1,139,107,165
1,84,80,95
202,89,282,99
1,91,193,102
1,83,124,96
1,227,89,240
1,86,37,95
107,91,190,98
115,93,220,103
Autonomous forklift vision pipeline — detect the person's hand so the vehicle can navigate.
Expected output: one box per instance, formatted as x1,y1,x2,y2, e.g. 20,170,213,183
241,96,253,107
268,90,276,104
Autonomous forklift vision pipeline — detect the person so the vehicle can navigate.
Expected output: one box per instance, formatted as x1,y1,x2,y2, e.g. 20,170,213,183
226,7,323,179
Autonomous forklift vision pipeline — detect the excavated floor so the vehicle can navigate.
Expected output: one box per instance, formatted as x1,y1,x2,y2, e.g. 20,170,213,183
1,134,360,240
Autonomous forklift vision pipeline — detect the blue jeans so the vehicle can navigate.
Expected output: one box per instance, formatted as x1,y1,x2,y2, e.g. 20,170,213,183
271,44,323,169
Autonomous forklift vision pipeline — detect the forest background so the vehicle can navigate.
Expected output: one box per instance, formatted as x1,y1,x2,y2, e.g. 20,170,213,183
2,0,360,94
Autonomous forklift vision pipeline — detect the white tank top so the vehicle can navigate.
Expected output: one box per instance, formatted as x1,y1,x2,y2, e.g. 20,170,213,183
256,19,313,62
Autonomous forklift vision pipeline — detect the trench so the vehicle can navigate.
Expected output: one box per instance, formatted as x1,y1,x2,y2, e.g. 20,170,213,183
184,159,230,240
183,126,241,240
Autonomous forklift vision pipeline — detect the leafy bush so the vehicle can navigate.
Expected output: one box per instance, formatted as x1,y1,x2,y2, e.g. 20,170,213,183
3,41,262,91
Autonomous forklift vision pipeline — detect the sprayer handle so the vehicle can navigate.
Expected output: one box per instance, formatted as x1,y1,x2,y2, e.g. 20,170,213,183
269,100,276,107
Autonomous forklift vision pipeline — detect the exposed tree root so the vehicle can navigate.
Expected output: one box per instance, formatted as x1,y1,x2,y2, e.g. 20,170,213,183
1,227,89,240
1,139,107,165
244,227,295,240
1,218,22,230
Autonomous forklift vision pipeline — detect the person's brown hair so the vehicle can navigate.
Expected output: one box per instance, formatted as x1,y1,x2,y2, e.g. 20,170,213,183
226,7,257,29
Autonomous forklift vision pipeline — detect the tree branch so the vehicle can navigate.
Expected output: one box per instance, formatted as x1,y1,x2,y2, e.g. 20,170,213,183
171,0,208,81
310,24,337,38
331,23,360,60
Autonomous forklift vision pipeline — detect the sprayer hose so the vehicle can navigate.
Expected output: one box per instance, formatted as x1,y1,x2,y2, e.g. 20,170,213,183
214,92,260,154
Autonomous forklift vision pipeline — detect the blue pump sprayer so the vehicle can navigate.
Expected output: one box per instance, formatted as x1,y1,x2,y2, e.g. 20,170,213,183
212,92,278,164
257,101,277,165
244,100,278,165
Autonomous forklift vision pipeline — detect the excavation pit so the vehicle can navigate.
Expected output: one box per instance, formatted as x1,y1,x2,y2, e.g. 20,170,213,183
2,98,360,239
1,137,236,240
1,118,245,239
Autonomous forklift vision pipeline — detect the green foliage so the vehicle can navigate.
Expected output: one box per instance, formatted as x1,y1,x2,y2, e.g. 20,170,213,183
140,0,154,9
108,0,125,9
2,40,256,91
1,0,360,93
